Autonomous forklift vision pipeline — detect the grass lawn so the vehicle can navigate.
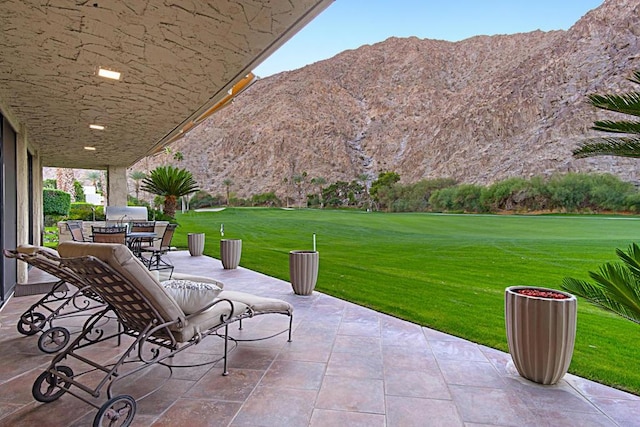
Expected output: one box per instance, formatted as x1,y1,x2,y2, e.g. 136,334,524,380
173,208,640,395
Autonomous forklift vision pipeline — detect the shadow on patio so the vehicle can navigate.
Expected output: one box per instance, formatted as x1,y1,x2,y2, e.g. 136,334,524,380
0,251,638,426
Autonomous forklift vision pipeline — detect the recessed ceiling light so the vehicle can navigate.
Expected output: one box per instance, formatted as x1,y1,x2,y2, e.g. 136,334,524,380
84,146,96,151
97,67,121,80
89,124,105,130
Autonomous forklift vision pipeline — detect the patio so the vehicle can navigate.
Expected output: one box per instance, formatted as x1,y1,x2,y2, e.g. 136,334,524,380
0,251,638,426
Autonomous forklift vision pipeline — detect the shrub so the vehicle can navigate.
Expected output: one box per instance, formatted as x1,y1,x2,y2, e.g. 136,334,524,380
190,191,223,209
127,195,151,208
388,178,457,212
625,193,640,212
151,209,178,223
43,189,71,216
251,192,282,207
429,184,487,213
68,203,105,221
482,177,550,212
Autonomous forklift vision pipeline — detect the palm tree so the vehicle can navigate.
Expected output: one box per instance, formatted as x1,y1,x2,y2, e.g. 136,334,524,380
292,172,308,208
140,166,199,218
56,168,75,196
564,70,640,325
562,243,640,325
85,171,102,193
310,177,326,208
223,178,233,206
573,70,640,159
129,171,147,200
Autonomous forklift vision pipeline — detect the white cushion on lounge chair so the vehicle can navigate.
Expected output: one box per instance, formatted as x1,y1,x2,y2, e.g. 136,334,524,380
157,270,225,288
218,290,293,315
162,279,223,314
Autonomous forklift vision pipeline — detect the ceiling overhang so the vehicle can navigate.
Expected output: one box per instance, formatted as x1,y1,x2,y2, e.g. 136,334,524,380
0,0,333,169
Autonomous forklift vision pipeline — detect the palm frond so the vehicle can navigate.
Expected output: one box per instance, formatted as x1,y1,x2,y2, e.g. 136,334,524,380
628,70,640,86
140,165,199,197
572,137,640,158
562,243,640,325
589,92,640,117
616,243,640,277
562,276,640,324
592,120,640,134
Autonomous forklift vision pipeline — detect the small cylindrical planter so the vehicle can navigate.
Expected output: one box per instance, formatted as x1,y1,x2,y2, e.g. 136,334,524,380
220,239,242,269
505,286,577,385
187,233,205,256
289,250,319,296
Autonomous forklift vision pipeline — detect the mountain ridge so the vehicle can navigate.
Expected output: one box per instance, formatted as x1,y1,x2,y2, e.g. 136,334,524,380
136,0,640,201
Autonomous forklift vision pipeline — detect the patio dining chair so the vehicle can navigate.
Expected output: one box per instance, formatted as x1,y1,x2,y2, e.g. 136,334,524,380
66,220,90,242
91,225,127,244
141,223,177,277
130,221,156,247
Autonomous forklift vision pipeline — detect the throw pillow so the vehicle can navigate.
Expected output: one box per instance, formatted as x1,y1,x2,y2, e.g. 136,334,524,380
161,279,222,314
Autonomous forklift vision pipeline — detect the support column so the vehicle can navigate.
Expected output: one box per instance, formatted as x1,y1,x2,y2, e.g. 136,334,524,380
107,165,128,206
15,129,28,284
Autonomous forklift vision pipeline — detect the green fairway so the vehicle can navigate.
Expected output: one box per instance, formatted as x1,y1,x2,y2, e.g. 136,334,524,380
173,208,640,394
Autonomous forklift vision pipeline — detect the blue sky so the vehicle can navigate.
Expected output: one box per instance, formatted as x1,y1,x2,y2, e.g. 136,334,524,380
254,0,604,77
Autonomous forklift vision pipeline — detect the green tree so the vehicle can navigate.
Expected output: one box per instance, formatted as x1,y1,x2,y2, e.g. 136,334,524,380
292,172,308,208
563,243,640,325
573,70,640,159
73,180,86,202
129,170,147,200
85,171,102,194
310,177,327,208
223,178,233,206
370,171,400,210
356,173,370,210
141,166,199,218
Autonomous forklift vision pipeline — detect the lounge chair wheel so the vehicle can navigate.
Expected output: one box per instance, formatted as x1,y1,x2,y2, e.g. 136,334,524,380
32,366,73,402
38,327,70,353
17,311,46,336
93,395,136,427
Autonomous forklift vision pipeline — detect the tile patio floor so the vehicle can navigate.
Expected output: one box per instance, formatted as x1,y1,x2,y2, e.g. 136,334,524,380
0,251,638,426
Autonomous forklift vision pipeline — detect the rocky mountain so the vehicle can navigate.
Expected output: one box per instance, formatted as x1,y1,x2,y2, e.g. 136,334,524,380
136,0,640,201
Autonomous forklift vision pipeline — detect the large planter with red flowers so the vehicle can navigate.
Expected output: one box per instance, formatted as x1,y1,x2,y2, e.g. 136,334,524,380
505,286,577,385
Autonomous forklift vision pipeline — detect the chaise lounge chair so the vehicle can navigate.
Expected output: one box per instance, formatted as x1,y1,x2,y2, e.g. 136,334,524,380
4,245,111,353
29,241,293,426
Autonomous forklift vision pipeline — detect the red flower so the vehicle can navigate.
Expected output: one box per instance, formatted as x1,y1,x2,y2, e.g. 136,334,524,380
516,289,568,299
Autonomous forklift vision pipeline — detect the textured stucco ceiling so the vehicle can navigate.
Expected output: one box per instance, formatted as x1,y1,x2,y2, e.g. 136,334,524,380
0,0,332,169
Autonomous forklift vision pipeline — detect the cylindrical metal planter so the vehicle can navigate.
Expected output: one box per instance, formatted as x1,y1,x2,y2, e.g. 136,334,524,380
505,286,577,385
289,250,319,296
220,239,242,269
187,233,205,256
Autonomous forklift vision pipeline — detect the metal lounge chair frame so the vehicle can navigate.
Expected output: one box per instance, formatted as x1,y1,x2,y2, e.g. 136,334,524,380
31,241,293,426
3,246,113,353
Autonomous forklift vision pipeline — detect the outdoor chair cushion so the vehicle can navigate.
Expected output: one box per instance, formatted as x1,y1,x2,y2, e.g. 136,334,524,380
218,290,293,315
162,279,223,315
156,270,225,289
17,244,59,257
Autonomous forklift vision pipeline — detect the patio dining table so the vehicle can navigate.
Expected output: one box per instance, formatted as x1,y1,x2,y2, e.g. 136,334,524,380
126,231,157,259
